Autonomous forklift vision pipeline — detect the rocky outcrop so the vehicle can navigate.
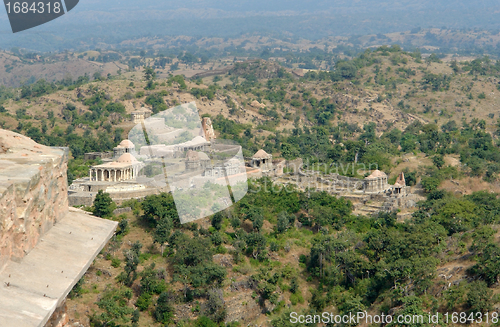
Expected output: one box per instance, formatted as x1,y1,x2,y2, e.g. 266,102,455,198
224,291,261,324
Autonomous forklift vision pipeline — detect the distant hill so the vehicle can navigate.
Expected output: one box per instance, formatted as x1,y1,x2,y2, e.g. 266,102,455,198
1,0,500,51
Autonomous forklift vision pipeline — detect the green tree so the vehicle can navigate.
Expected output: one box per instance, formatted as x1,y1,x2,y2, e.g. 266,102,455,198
143,66,156,90
154,292,175,324
467,281,493,313
203,289,227,323
421,177,440,193
289,277,299,294
253,215,264,232
211,212,223,230
196,316,218,327
116,218,129,236
277,211,289,233
386,296,428,327
470,243,500,286
90,287,134,327
154,217,172,255
432,155,445,169
93,190,116,218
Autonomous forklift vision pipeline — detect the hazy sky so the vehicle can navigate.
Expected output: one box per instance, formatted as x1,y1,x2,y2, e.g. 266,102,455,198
1,0,499,51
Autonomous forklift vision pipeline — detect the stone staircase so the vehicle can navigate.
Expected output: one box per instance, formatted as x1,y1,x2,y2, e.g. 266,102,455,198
353,200,387,216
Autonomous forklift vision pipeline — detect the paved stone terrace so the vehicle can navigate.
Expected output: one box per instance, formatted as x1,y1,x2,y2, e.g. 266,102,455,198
0,208,117,327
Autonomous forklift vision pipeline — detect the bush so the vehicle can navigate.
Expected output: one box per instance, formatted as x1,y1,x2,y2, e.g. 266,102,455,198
196,316,218,327
68,277,85,299
154,292,175,324
467,281,492,313
290,293,304,305
203,289,226,323
135,293,152,311
211,212,223,230
421,177,440,193
111,257,121,268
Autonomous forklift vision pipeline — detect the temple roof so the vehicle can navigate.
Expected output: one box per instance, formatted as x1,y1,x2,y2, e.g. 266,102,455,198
198,152,210,161
365,169,387,179
116,139,135,148
93,153,140,169
116,153,138,163
253,149,271,159
394,172,406,187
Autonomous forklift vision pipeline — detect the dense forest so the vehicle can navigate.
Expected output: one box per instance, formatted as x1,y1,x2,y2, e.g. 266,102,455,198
73,174,500,327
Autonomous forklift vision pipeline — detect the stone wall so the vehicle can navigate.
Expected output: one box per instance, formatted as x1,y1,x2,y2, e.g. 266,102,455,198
0,131,68,272
84,151,112,161
68,187,162,207
286,158,303,173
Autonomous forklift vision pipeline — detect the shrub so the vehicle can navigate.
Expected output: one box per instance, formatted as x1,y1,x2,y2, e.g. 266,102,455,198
290,293,304,305
135,293,152,311
154,292,175,324
111,258,121,268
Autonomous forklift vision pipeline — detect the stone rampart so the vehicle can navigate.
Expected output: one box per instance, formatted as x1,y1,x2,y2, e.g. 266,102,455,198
0,131,68,273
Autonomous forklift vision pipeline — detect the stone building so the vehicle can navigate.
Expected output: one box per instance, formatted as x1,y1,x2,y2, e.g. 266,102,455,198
90,153,144,182
185,150,211,172
250,149,273,171
84,151,113,161
272,159,286,176
393,171,407,196
131,108,152,124
204,158,242,178
275,165,421,216
174,136,210,152
364,169,389,193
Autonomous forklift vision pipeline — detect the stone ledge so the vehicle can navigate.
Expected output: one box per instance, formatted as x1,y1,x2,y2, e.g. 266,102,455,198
0,129,69,272
0,208,117,327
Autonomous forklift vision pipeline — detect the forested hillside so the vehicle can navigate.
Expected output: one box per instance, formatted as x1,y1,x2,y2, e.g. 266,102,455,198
2,45,500,326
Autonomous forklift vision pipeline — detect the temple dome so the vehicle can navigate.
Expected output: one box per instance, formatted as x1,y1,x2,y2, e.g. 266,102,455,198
116,153,138,163
253,149,270,159
191,136,207,144
117,140,135,148
365,169,387,179
197,152,210,161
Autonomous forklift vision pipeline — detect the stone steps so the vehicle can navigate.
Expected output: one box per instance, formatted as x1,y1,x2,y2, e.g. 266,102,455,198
354,207,380,216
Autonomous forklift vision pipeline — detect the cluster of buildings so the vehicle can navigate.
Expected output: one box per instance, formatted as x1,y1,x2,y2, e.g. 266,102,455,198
70,112,417,216
69,116,271,206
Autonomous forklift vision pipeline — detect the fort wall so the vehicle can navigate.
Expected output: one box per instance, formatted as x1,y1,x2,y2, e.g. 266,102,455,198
0,132,68,273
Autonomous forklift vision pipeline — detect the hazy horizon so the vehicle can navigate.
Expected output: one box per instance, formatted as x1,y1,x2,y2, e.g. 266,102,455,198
1,0,499,51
